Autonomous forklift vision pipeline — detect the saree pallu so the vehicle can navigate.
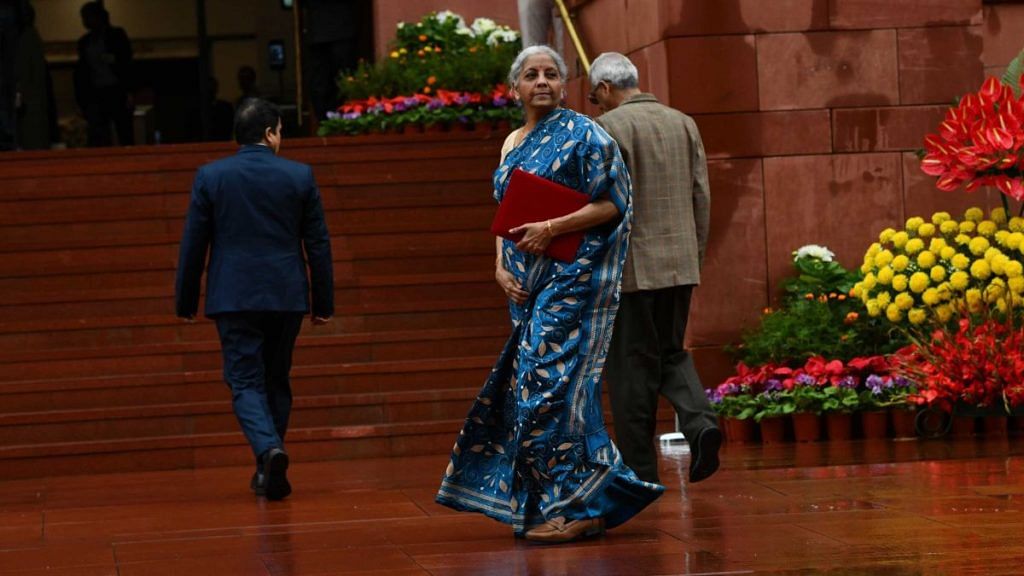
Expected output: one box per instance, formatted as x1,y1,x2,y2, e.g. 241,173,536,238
436,108,664,535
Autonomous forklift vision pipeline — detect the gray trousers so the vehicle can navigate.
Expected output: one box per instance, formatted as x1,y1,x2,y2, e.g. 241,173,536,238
605,285,718,484
517,0,564,54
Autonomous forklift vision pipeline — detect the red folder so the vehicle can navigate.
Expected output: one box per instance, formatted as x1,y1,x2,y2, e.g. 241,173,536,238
490,169,589,262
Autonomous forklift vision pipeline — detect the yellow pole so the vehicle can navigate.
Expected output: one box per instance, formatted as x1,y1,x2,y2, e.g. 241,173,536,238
553,0,590,74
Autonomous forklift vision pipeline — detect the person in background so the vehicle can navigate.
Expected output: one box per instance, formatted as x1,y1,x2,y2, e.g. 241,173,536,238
15,1,50,150
303,0,360,120
589,52,720,486
74,1,134,147
236,65,260,108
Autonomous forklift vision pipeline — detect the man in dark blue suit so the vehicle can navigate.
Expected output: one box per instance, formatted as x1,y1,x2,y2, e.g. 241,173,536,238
175,98,334,501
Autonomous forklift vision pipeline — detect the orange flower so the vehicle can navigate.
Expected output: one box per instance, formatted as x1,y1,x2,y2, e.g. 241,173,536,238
418,34,428,42
829,292,837,299
423,86,432,94
417,50,425,58
762,307,772,315
427,76,437,85
844,312,859,325
805,293,814,300
837,294,847,301
469,46,478,53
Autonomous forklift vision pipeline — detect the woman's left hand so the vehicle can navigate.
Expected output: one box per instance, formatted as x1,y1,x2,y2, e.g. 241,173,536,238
511,221,555,255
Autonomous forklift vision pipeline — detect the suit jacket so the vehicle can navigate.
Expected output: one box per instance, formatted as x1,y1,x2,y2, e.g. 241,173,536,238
174,145,334,319
596,93,710,293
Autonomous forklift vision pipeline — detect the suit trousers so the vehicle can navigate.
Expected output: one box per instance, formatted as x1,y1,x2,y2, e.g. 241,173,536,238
214,312,304,464
605,285,718,484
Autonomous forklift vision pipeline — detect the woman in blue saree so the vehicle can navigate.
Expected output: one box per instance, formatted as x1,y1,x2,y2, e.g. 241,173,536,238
435,46,664,543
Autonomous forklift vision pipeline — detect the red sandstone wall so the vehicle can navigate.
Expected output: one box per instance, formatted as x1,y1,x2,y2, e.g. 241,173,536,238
561,0,1006,383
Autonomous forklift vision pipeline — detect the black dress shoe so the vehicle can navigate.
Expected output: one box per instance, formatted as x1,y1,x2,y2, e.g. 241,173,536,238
250,471,266,496
689,427,722,483
261,447,291,501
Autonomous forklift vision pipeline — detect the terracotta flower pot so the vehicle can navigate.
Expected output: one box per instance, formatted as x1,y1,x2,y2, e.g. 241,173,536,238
493,119,511,133
825,412,853,441
723,417,756,444
759,417,786,444
982,415,1008,437
949,415,976,438
423,121,448,133
890,408,917,438
860,410,888,440
792,413,821,443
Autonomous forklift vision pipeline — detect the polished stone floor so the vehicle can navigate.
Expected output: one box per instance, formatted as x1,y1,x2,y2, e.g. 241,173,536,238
1,439,1022,575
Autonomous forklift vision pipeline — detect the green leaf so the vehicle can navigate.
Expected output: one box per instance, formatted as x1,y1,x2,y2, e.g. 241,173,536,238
1001,46,1024,97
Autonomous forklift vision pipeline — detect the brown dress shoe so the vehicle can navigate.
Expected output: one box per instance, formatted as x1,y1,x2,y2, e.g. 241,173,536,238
524,517,605,543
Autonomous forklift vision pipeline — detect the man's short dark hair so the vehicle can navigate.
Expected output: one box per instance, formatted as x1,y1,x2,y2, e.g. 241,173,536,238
80,2,107,20
234,98,281,145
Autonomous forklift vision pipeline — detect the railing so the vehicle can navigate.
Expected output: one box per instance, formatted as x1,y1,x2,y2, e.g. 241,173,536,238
554,0,591,74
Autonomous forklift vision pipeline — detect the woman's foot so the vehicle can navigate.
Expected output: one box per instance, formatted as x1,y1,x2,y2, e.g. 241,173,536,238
524,517,605,543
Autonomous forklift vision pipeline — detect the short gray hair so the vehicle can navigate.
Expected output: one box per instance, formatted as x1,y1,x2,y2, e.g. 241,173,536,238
589,52,639,89
508,45,568,88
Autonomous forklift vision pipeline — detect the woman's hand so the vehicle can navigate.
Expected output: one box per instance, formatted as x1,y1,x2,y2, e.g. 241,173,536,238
511,221,555,256
496,264,529,305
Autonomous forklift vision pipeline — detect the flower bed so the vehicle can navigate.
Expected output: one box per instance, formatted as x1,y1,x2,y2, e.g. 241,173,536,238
319,11,522,136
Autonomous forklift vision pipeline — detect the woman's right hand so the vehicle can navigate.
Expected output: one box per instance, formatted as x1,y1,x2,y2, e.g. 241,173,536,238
496,264,529,305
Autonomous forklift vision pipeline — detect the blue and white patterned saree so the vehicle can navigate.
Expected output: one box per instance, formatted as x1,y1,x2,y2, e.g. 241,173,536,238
436,108,664,535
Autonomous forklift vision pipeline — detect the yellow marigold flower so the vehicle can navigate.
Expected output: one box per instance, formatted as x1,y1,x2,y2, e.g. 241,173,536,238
966,288,983,306
866,242,882,257
861,273,877,291
936,282,953,299
860,262,872,274
997,299,1009,314
892,274,909,292
905,238,925,255
886,303,904,322
985,280,1005,302
940,220,960,235
905,217,925,233
876,266,894,285
977,220,998,237
892,254,910,272
399,48,408,54
895,292,915,311
959,221,977,234
955,233,971,246
965,207,984,222
968,237,990,256
908,308,927,325
951,254,971,270
917,223,936,238
936,305,954,322
971,259,992,280
866,299,881,317
984,247,1002,262
932,212,952,225
929,238,947,253
1004,260,1023,279
922,287,941,305
995,230,1010,246
390,50,400,59
891,231,909,249
1007,232,1024,250
874,250,894,268
991,255,1009,276
916,251,936,269
950,270,970,290
909,272,929,293
991,207,1008,224
1010,217,1024,232
876,291,892,307
879,227,897,244
1009,277,1024,294
930,265,947,283
940,246,957,260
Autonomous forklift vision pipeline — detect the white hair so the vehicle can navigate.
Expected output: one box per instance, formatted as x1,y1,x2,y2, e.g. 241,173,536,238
508,45,568,88
589,52,639,89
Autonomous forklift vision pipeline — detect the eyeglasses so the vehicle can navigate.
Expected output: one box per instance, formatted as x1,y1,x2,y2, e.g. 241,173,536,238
587,81,605,106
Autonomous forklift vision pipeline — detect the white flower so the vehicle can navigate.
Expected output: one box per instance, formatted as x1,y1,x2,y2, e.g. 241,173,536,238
397,21,405,29
455,26,474,36
471,17,497,36
436,10,466,28
793,244,835,262
486,29,519,46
